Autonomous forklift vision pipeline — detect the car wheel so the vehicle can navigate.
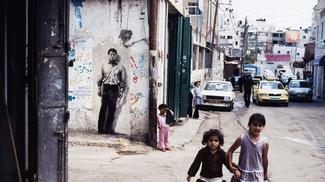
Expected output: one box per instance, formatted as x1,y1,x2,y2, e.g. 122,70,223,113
227,102,234,112
284,102,289,107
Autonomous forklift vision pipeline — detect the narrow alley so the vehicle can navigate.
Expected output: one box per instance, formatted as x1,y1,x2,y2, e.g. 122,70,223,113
68,95,325,182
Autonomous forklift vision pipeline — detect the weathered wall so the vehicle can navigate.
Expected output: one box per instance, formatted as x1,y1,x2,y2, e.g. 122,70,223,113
157,0,168,105
68,0,149,140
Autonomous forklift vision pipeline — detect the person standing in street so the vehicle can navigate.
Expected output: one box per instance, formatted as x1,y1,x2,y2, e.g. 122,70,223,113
243,74,253,108
227,113,269,182
229,75,236,89
156,104,174,152
187,84,194,118
193,81,203,119
238,75,243,93
97,48,126,134
187,129,232,182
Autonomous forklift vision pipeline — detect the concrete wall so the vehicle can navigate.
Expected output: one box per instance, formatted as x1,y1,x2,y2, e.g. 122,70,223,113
157,0,168,105
313,2,325,99
68,0,149,140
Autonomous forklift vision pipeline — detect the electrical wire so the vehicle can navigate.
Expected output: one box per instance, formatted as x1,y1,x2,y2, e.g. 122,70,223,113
229,10,239,34
1,86,22,182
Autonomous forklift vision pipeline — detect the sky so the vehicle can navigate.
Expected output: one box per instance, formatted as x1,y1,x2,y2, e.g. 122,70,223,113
229,0,317,30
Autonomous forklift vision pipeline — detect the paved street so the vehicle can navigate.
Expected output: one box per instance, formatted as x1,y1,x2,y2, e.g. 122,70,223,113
69,93,325,182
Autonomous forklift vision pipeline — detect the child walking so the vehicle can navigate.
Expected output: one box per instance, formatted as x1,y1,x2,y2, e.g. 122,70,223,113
227,113,269,182
187,129,231,182
157,104,174,152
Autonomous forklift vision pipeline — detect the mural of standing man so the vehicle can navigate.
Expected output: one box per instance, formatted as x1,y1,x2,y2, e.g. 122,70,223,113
97,48,126,134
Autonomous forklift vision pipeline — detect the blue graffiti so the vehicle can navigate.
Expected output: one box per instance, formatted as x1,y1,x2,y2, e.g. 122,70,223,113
74,64,91,73
68,48,76,61
71,0,85,8
74,7,83,28
139,55,145,69
68,95,76,101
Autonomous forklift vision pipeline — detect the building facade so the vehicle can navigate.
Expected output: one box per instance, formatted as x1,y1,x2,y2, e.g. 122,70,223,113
184,0,223,85
312,0,325,99
68,0,191,140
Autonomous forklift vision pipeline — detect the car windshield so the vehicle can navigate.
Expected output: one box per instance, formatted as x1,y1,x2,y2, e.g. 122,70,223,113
290,81,310,88
260,82,284,90
205,82,231,91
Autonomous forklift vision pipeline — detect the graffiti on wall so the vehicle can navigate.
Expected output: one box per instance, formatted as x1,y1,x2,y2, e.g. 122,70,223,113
128,54,149,140
71,0,85,28
68,38,93,129
68,0,150,140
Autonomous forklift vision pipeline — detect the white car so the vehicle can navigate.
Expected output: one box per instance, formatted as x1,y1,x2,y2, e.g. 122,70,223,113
200,81,235,111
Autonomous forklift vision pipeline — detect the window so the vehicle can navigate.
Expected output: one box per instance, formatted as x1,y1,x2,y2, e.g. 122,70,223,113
198,48,204,69
303,36,306,39
320,22,324,40
287,51,290,54
277,51,281,54
297,53,300,56
235,41,238,46
192,46,197,70
317,25,319,42
188,2,202,15
227,36,233,39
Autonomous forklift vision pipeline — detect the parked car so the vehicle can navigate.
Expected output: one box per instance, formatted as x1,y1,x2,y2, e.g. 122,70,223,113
200,81,235,111
252,80,289,106
263,69,275,81
288,80,313,102
280,74,296,85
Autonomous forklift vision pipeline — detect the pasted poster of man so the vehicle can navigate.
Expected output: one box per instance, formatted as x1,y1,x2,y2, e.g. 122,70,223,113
96,48,128,134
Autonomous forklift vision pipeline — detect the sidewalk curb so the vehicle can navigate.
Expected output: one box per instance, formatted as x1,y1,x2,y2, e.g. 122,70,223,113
68,116,204,150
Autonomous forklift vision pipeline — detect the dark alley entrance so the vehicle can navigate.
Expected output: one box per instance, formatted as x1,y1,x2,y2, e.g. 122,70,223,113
1,0,69,181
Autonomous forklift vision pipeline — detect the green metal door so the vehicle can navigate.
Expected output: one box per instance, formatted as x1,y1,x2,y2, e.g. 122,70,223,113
167,15,191,118
179,17,191,117
167,15,183,118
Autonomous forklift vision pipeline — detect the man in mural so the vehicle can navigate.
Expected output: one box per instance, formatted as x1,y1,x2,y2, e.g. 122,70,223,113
97,48,126,134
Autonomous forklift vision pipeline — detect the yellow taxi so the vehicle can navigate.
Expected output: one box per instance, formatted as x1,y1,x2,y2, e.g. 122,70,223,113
252,80,289,106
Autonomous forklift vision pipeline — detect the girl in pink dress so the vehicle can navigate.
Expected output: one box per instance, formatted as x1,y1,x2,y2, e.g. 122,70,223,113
157,104,174,152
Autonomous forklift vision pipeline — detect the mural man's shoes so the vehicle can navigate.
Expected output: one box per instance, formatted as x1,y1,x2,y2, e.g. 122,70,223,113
98,130,106,134
106,130,115,134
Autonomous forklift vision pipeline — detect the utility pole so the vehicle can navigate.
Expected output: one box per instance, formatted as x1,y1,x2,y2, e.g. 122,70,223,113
241,17,248,75
211,0,219,48
255,31,258,64
255,18,265,64
148,0,158,147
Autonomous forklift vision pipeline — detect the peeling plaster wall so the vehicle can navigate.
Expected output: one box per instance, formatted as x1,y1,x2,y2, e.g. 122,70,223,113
69,0,149,140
